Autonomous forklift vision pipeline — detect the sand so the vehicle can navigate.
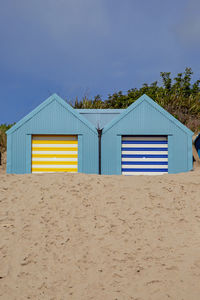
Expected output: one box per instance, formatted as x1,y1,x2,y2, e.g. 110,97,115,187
1,156,200,300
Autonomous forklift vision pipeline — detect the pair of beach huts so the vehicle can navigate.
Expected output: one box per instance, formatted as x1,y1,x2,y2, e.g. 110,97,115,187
6,94,193,175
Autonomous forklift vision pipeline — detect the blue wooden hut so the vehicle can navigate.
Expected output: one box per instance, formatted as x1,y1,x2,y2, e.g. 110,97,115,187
194,133,200,159
6,94,98,174
101,94,193,175
7,93,193,175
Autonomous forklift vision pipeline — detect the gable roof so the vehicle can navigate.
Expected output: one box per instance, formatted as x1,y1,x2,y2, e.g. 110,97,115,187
7,93,97,135
102,94,194,136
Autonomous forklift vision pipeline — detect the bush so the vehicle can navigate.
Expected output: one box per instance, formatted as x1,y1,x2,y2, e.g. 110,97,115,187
73,68,200,132
0,124,14,153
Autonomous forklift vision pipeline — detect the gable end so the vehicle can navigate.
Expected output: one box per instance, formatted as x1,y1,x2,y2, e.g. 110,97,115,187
103,94,193,136
7,94,97,135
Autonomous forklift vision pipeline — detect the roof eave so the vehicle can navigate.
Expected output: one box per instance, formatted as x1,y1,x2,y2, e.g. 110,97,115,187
103,94,194,136
7,93,97,135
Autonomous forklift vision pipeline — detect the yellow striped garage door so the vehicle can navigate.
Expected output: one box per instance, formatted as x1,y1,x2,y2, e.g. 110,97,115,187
32,135,78,173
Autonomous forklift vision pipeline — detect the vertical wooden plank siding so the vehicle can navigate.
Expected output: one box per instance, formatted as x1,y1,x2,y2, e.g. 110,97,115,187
116,135,122,174
188,135,193,171
25,134,32,173
78,135,83,173
167,135,173,174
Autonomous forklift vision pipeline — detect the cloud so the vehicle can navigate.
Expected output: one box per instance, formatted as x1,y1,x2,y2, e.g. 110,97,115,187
0,0,110,73
175,0,200,47
0,0,199,108
0,0,110,45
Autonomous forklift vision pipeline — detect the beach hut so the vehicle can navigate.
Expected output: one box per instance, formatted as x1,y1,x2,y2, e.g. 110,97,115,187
101,94,193,175
7,93,194,175
6,94,98,174
194,133,200,159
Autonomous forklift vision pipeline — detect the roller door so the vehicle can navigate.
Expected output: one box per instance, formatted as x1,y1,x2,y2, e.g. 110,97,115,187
32,135,78,173
121,136,168,175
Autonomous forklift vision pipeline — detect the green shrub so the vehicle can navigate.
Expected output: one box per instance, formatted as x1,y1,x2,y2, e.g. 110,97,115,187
0,124,14,152
73,68,200,132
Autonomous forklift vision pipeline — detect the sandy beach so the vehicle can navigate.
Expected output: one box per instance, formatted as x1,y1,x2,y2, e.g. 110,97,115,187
1,156,200,300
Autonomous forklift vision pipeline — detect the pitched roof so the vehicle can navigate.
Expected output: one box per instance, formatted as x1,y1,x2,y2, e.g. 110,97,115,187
102,94,194,135
7,94,97,135
6,93,194,136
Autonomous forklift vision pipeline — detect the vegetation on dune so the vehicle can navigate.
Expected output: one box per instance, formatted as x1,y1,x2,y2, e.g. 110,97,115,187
0,124,14,153
0,68,199,155
74,68,200,132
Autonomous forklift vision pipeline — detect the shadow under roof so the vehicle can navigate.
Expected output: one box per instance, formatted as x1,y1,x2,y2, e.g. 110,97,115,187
76,109,124,129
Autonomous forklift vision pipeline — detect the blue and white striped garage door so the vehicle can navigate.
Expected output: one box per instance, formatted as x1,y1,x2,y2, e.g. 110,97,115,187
121,136,168,175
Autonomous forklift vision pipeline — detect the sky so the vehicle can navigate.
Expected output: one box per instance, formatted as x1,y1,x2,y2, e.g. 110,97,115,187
0,0,200,123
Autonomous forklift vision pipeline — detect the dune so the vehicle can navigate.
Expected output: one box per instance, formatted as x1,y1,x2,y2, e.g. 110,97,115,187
0,157,200,299
0,151,6,173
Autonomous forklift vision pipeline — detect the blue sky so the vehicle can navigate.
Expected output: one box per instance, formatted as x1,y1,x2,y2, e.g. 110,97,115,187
0,0,199,123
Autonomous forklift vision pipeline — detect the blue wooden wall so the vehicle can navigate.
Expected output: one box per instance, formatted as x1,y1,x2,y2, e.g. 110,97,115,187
7,94,193,175
101,95,193,175
7,95,98,174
